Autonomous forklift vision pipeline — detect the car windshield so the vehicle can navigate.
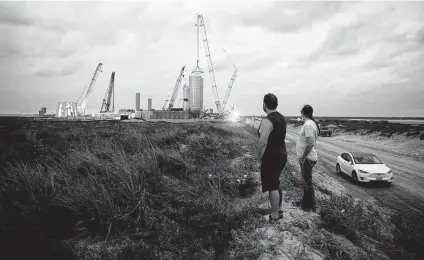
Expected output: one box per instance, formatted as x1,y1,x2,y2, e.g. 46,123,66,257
354,155,383,164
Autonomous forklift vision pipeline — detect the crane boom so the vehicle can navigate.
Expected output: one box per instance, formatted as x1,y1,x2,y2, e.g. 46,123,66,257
222,67,237,113
168,66,186,109
100,72,115,113
162,100,168,110
197,14,222,113
77,63,103,115
221,49,237,114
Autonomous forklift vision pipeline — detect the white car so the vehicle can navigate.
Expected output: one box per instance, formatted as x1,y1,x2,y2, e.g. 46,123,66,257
336,152,393,185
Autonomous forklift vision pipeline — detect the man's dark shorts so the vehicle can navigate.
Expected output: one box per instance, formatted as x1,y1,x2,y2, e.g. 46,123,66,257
260,154,288,192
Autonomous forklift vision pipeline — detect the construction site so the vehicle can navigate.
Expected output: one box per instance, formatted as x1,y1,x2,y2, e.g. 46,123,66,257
55,14,238,122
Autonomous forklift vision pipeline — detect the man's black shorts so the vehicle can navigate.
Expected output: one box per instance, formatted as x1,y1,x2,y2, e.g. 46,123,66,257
260,154,288,192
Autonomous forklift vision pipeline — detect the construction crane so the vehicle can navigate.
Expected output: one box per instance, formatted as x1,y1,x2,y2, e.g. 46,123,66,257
221,49,237,114
77,63,103,115
222,68,237,114
168,66,186,110
100,72,115,113
197,14,222,113
162,100,169,110
176,98,184,108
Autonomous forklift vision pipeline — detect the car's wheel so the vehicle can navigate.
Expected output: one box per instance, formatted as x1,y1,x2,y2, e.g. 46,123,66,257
352,171,359,184
336,164,341,175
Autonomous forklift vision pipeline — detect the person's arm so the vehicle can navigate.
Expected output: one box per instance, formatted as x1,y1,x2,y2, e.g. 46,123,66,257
299,124,316,163
256,119,273,161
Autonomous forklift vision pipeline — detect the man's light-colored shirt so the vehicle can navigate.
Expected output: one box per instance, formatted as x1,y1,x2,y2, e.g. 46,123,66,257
296,119,318,161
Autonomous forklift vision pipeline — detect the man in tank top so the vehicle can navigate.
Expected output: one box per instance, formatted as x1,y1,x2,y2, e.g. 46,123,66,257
256,93,288,223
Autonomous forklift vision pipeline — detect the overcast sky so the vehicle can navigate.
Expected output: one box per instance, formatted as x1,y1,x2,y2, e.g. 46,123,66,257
1,0,423,117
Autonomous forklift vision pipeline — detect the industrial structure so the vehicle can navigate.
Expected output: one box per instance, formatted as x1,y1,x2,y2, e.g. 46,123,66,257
136,93,140,111
155,13,237,120
221,49,237,115
77,63,103,116
196,14,221,114
183,84,189,111
56,63,103,118
56,102,78,118
189,66,204,114
163,66,186,110
39,107,47,115
100,72,115,113
52,14,237,121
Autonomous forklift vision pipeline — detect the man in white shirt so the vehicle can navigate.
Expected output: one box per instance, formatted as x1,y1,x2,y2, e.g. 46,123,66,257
294,105,320,211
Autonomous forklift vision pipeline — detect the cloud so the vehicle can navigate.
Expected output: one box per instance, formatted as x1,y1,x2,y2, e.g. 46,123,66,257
33,63,80,78
239,1,342,33
0,1,423,117
0,2,33,26
306,24,363,61
414,27,424,44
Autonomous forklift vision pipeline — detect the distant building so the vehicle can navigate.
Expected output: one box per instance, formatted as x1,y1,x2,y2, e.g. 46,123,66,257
136,93,140,111
148,98,152,110
39,107,47,115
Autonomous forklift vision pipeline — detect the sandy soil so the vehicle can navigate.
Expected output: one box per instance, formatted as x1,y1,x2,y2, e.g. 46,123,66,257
333,131,424,160
232,148,389,260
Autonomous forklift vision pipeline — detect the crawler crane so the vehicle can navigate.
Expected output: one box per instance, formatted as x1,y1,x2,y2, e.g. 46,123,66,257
77,63,103,116
100,72,115,113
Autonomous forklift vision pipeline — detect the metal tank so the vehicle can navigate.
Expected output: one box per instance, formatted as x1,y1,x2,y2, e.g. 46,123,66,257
148,98,152,110
183,83,190,111
56,102,78,118
189,66,204,112
136,93,140,111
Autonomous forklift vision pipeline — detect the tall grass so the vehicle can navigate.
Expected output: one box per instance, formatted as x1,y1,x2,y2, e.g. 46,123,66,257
0,121,259,260
317,193,424,260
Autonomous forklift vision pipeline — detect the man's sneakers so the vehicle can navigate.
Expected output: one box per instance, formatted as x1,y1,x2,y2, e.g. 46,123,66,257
269,210,284,223
292,200,316,212
278,210,284,219
269,215,281,224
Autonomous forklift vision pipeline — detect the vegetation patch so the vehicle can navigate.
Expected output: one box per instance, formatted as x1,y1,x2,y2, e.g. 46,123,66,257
0,120,260,260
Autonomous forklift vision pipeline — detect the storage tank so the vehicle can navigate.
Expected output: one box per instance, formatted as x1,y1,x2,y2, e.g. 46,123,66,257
189,66,204,112
148,98,152,110
56,102,78,118
136,93,140,111
183,83,189,111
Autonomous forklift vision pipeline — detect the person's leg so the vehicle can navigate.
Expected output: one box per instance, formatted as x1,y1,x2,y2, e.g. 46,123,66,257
269,190,280,218
278,188,283,209
278,154,287,211
309,160,317,208
301,159,315,209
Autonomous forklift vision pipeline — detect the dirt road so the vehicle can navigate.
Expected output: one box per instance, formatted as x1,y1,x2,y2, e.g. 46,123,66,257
284,125,424,217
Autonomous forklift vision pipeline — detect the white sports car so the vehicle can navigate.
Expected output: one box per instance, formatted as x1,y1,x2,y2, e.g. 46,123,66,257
336,152,393,184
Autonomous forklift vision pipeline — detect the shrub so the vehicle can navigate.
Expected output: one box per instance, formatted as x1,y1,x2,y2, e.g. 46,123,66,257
318,194,384,243
0,120,261,260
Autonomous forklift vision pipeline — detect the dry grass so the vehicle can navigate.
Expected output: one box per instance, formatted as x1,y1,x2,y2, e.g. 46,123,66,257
2,118,423,260
316,193,424,260
0,120,260,260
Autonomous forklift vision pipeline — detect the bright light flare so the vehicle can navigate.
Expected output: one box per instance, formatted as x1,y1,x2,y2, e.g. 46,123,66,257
229,111,239,122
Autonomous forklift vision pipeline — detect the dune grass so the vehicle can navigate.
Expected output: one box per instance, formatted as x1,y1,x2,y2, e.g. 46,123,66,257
0,120,261,260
